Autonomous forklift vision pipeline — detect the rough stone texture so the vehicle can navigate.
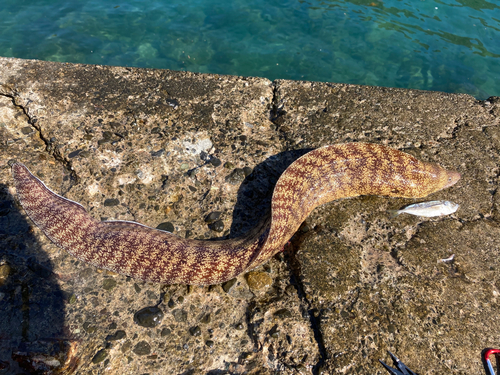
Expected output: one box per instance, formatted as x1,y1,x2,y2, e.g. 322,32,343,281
0,57,499,374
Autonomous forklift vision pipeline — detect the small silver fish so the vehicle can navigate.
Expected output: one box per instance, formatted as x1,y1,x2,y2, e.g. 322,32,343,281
388,200,459,218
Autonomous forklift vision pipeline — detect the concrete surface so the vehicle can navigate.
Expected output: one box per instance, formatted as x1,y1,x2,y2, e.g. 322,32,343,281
0,57,499,374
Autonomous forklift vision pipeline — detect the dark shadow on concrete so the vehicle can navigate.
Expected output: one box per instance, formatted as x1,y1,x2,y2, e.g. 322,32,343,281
0,183,74,374
228,148,313,238
226,148,329,374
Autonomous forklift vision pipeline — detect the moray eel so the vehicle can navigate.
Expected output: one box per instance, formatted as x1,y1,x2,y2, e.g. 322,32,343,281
11,143,460,285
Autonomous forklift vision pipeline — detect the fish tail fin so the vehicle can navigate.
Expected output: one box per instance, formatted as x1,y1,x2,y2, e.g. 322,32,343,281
387,210,400,219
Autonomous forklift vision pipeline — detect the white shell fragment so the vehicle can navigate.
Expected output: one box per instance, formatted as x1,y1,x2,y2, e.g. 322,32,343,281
439,254,455,263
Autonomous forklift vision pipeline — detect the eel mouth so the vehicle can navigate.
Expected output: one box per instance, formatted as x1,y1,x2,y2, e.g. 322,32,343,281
444,170,461,189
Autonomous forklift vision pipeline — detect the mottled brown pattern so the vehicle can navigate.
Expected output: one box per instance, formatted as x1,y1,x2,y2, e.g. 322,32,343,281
11,143,460,285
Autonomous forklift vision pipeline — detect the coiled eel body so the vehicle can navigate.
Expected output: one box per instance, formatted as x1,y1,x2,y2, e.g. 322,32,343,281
11,143,460,285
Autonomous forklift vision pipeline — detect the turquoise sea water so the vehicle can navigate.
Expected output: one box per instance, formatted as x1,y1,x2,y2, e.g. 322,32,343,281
0,0,499,99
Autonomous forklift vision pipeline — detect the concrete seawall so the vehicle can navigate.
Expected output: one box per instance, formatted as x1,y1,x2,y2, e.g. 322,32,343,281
1,56,499,374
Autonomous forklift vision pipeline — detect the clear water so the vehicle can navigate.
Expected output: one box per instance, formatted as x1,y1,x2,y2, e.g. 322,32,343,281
0,0,499,99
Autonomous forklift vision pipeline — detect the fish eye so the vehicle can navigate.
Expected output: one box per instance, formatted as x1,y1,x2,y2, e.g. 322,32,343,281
448,177,452,181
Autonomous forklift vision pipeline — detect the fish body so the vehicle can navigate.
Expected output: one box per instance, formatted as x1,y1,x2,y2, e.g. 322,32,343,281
389,200,459,218
11,143,461,285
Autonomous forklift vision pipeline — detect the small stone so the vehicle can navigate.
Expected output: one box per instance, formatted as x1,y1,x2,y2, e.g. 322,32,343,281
205,211,221,224
235,323,244,330
242,167,253,177
225,168,245,185
224,161,234,169
189,326,201,336
92,349,108,364
104,198,120,207
160,328,171,337
172,309,188,322
200,314,211,324
146,290,157,300
273,309,292,319
186,168,198,177
106,330,126,341
180,163,189,170
83,322,96,333
68,149,82,158
222,279,254,299
121,340,132,353
134,306,164,328
156,222,174,233
222,279,237,293
102,131,113,139
132,341,151,356
0,264,11,287
299,223,310,233
208,220,224,232
205,340,214,348
210,157,222,167
246,271,272,290
102,279,117,291
21,126,34,134
151,148,165,157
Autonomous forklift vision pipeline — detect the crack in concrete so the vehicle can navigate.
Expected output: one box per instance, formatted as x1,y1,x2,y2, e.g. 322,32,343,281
269,81,292,147
0,92,79,187
269,83,328,372
285,242,328,374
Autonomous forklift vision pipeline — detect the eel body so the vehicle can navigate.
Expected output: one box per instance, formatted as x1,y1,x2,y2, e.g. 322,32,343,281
11,143,460,285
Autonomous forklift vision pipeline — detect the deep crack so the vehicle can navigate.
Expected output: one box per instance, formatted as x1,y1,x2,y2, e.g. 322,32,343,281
269,81,292,145
269,83,328,372
284,231,328,374
1,92,79,186
270,81,280,121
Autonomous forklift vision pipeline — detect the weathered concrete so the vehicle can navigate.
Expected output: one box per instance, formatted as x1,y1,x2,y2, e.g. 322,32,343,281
0,57,499,374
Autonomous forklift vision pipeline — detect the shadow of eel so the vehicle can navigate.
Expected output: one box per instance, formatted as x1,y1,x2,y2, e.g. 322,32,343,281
10,143,460,285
